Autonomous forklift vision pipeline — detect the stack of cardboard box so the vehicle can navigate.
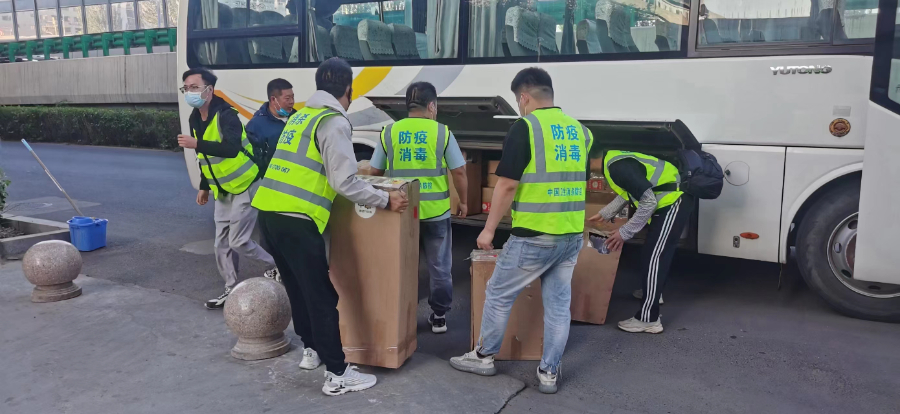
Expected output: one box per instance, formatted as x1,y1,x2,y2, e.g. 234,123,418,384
329,176,421,369
482,160,511,217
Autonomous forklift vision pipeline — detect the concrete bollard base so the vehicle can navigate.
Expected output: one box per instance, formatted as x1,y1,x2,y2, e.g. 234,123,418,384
32,280,83,303
231,333,291,361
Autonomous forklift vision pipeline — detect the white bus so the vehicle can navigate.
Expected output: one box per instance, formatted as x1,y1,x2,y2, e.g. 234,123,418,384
176,0,900,322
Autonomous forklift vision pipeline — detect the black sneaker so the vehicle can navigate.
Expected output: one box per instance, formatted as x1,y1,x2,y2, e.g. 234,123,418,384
205,287,231,309
428,313,447,334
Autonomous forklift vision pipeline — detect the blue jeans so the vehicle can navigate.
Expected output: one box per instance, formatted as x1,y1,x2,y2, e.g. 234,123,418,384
421,218,453,315
476,233,583,374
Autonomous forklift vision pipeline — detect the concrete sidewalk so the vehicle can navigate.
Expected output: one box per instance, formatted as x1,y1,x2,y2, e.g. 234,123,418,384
0,262,523,414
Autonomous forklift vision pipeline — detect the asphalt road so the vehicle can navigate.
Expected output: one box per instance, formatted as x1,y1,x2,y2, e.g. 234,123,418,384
2,143,898,414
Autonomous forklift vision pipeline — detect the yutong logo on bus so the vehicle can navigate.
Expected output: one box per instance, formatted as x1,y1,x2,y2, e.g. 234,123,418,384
771,65,833,75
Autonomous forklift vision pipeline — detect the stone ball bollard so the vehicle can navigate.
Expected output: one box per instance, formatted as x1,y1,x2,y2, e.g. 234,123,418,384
22,240,83,303
224,277,292,360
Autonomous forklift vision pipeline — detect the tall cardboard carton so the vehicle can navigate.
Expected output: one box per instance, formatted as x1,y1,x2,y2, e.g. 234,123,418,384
470,250,543,360
571,192,626,325
449,150,483,216
329,176,420,368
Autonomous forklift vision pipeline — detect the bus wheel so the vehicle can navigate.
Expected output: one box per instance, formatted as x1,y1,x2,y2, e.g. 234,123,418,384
796,181,900,322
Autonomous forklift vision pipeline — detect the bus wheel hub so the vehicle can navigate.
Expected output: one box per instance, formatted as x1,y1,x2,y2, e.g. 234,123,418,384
828,213,900,298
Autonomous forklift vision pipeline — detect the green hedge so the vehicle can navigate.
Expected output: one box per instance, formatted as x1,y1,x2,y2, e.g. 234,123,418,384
0,106,180,150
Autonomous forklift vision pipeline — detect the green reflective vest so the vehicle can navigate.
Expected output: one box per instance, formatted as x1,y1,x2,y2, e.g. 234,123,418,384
251,107,340,233
380,118,450,220
602,150,683,212
194,108,259,200
512,108,593,235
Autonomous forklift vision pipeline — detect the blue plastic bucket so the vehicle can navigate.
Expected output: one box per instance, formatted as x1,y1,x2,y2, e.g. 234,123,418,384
67,217,108,252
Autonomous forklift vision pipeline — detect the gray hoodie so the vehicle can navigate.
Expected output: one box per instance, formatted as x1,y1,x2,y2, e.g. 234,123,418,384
304,90,389,209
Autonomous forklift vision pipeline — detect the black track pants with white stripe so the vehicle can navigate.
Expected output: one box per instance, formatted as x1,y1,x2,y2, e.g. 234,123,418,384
635,195,694,323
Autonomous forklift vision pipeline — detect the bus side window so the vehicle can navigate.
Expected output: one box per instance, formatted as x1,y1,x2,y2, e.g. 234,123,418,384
469,0,688,59
697,0,877,47
306,0,459,63
186,0,300,67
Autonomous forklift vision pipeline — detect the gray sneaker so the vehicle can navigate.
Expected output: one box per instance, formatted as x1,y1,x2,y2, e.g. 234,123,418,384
449,350,497,376
537,367,559,394
618,317,664,334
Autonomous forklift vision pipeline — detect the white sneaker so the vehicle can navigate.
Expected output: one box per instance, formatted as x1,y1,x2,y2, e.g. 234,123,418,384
204,287,231,309
322,365,377,396
264,267,281,283
632,289,664,305
298,348,320,370
449,350,497,376
618,317,664,334
537,367,559,394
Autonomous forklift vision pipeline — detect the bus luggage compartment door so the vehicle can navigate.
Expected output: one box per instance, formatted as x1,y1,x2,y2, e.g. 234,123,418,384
697,144,786,263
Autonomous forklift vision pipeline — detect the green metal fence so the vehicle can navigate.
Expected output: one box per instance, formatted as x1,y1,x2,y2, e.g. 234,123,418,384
0,28,177,62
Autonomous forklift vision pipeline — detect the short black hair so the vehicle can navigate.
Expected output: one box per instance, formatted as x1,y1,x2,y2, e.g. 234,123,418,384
510,67,553,100
405,82,437,111
316,57,353,100
182,67,218,86
267,78,293,98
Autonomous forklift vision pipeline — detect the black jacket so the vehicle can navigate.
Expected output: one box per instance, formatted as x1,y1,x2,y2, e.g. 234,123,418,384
191,96,245,192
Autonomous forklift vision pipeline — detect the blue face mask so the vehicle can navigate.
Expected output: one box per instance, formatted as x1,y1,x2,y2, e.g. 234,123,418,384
185,91,207,108
274,101,291,117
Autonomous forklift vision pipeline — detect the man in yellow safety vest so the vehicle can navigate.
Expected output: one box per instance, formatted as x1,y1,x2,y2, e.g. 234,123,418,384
252,58,408,397
449,68,593,395
588,150,693,334
370,81,469,334
176,68,277,310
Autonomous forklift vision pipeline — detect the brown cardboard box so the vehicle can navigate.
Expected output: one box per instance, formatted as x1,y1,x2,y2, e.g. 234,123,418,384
487,160,500,174
470,250,543,360
449,150,483,216
329,176,420,368
481,187,511,217
571,195,626,325
590,156,605,173
587,174,609,193
486,173,500,188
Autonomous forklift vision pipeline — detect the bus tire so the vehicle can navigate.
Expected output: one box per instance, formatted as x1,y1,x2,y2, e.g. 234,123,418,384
796,181,900,323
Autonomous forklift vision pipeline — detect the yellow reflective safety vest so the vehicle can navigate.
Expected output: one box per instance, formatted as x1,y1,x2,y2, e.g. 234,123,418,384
380,118,450,220
251,107,340,233
194,108,259,200
512,108,593,235
602,150,683,212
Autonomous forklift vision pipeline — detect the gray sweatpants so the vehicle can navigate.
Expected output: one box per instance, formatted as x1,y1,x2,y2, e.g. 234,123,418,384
214,183,276,289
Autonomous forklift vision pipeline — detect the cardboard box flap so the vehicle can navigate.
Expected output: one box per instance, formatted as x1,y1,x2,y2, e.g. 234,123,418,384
357,176,415,192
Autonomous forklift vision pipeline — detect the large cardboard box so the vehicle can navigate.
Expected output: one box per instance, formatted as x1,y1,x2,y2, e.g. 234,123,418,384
470,250,543,360
485,173,500,188
480,187,511,217
449,150,483,216
329,176,420,368
571,192,626,325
